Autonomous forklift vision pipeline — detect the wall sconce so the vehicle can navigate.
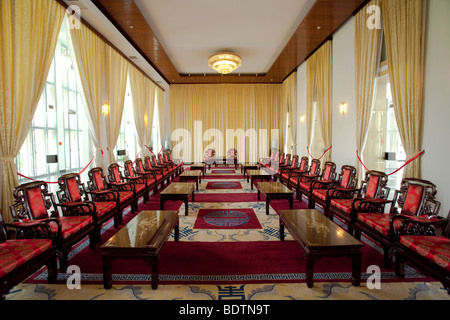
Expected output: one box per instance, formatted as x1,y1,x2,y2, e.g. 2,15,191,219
101,103,110,115
300,115,305,123
339,102,348,115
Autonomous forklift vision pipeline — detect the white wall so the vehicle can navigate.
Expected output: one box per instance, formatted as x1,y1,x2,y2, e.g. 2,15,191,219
422,0,450,216
295,1,450,217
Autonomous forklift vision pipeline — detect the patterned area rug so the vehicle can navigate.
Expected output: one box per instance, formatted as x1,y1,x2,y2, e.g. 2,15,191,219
193,208,262,229
205,181,242,190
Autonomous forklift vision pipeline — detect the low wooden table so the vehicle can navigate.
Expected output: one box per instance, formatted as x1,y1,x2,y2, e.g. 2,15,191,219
279,209,363,288
160,182,195,216
190,163,206,176
247,169,272,190
257,182,294,215
101,210,179,290
241,163,258,177
179,170,202,190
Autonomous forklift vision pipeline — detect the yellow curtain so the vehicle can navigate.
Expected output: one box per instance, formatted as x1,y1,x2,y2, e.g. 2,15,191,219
170,84,283,163
0,0,65,222
315,41,332,163
106,47,128,164
70,22,107,169
129,65,156,157
381,0,424,178
355,0,381,179
156,87,165,148
283,72,297,154
306,40,332,164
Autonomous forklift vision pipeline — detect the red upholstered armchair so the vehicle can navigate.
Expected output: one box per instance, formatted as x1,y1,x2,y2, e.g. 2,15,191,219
354,178,444,268
328,170,390,235
310,165,357,214
0,213,58,299
163,150,183,175
158,153,177,180
87,167,137,219
393,211,449,295
298,161,337,208
204,148,216,168
268,153,289,176
226,148,238,169
288,159,321,201
142,156,167,187
259,149,278,169
151,155,171,181
130,158,160,194
10,180,97,273
108,162,150,203
275,155,299,182
56,173,118,243
280,156,308,186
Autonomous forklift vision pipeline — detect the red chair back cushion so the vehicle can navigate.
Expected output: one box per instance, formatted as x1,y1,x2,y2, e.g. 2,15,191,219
94,171,105,190
67,177,82,202
341,169,351,188
127,163,135,177
310,162,318,175
25,187,48,219
291,157,297,168
138,161,145,173
366,175,380,198
323,165,332,180
112,167,121,183
403,185,424,215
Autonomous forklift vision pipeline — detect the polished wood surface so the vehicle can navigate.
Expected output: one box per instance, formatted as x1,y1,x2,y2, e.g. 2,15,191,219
91,0,367,84
160,182,195,195
101,210,179,290
279,209,362,288
101,210,179,249
258,182,293,195
280,209,362,248
160,183,195,215
179,171,202,190
247,170,272,190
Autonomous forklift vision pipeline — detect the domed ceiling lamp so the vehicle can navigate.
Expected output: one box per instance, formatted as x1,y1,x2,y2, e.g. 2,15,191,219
208,53,242,74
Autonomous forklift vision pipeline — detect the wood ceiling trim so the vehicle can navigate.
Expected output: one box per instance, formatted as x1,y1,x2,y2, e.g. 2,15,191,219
92,0,367,85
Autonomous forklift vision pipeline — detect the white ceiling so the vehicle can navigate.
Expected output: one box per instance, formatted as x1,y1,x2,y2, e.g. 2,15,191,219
134,0,316,75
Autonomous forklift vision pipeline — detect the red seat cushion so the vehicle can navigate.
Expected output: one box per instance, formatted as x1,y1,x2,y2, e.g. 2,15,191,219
281,173,290,181
299,182,311,191
53,216,93,239
358,213,442,236
400,235,450,271
330,199,354,214
312,189,328,201
93,201,117,218
0,239,53,278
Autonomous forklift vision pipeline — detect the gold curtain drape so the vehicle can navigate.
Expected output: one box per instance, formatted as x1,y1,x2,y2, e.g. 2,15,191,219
306,40,332,164
283,72,297,154
355,0,381,180
381,0,424,178
106,47,128,164
170,84,283,163
129,65,157,158
70,22,107,169
156,87,165,148
0,0,65,222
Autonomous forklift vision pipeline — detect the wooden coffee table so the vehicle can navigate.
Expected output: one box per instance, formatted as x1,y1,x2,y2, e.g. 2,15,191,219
257,182,294,215
190,163,206,176
279,209,363,288
179,170,202,190
101,210,179,290
160,182,195,216
241,163,259,177
247,169,272,190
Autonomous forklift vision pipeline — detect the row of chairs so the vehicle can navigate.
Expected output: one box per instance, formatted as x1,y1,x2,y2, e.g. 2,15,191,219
0,152,183,298
259,150,449,294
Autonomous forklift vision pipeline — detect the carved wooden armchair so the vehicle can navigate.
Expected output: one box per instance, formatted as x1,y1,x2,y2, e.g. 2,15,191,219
354,178,444,268
0,213,58,299
56,172,118,244
297,161,337,208
130,158,159,194
259,149,278,169
274,155,299,182
310,165,357,214
10,180,97,272
393,210,449,294
280,156,308,187
204,148,216,167
288,159,321,200
142,156,167,187
163,150,183,174
226,148,238,169
108,162,149,204
328,170,390,235
158,153,177,179
87,167,137,219
268,153,290,176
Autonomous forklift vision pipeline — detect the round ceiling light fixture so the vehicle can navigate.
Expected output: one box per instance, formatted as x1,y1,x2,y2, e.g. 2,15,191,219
208,53,242,74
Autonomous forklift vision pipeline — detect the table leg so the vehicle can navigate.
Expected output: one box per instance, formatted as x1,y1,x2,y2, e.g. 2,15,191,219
279,221,285,241
266,197,270,215
289,195,293,210
102,255,113,289
174,223,179,242
351,251,362,286
257,190,261,201
251,177,254,190
151,257,159,290
306,255,315,288
196,179,199,191
160,197,165,210
184,197,189,216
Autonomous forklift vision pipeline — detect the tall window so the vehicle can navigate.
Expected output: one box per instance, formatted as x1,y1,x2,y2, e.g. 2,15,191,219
15,18,92,190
